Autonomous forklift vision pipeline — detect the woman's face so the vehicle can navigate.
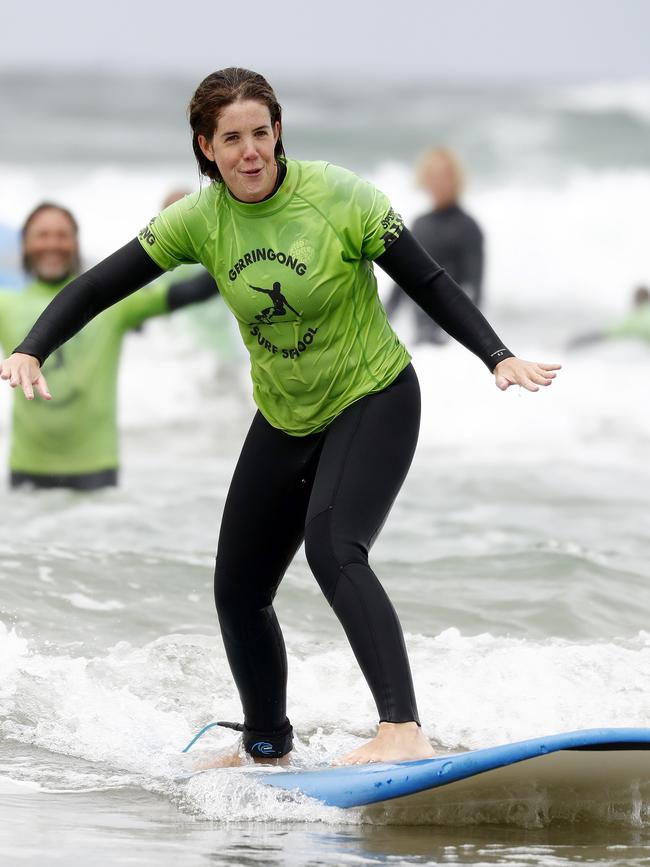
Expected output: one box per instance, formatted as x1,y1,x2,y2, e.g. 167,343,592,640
198,99,280,203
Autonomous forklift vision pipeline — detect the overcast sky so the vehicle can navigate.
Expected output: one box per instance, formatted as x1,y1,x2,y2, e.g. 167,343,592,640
3,0,649,83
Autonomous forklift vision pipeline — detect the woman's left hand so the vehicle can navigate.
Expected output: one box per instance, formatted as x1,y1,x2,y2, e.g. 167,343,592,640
494,358,561,392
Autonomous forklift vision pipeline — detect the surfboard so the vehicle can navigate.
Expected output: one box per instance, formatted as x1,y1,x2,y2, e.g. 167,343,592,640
258,728,650,820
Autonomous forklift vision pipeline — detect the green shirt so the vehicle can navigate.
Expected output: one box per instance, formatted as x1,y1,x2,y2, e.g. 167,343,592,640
0,278,169,475
138,159,410,436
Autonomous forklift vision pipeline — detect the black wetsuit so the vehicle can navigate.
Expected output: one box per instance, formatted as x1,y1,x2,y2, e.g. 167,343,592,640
216,362,421,743
14,219,511,756
386,205,484,344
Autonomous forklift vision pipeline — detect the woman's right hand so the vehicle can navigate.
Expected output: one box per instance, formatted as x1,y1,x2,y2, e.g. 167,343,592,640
0,353,51,401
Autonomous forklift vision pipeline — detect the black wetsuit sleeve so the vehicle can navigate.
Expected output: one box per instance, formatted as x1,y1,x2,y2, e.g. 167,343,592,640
167,269,219,311
375,228,514,372
457,221,484,308
13,239,164,365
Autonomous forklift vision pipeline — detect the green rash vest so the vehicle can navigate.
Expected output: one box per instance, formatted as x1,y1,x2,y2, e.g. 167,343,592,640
138,160,411,436
0,279,169,475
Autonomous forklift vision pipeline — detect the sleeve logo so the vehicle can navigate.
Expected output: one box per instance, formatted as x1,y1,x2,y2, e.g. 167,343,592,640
138,220,156,247
380,208,404,250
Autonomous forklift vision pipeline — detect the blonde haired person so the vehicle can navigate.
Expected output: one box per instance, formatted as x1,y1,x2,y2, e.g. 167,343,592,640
386,148,484,344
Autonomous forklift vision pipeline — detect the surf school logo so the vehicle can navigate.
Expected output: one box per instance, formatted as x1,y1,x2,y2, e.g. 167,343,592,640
247,279,319,359
248,281,301,325
229,247,308,282
246,279,319,359
250,324,318,359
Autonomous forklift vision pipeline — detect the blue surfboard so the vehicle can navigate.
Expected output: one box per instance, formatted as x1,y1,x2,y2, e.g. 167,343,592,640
257,728,650,819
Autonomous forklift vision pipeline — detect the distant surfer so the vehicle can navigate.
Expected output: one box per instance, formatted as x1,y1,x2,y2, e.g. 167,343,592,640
568,285,650,348
248,280,300,323
2,68,560,766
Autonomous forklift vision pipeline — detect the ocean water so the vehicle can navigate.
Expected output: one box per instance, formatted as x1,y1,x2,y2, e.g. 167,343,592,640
1,72,650,865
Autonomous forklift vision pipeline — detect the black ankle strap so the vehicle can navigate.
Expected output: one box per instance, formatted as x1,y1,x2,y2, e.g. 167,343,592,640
242,718,293,758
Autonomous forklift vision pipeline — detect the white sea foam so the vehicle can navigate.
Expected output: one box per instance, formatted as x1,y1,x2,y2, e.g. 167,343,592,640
412,338,650,459
60,593,126,612
0,775,41,794
0,623,648,824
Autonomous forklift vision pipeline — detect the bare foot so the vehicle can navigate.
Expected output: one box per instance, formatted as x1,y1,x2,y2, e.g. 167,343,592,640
335,722,436,766
193,749,292,771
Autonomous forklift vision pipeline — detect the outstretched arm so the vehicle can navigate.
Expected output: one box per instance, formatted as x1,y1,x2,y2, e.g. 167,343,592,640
376,229,560,391
167,269,219,311
1,239,164,399
248,284,270,295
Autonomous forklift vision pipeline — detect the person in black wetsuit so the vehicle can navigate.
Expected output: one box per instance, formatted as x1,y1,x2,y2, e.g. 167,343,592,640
1,68,561,767
385,148,484,344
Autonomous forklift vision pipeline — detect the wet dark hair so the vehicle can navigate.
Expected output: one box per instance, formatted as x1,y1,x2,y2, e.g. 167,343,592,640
21,202,79,240
188,67,285,182
21,202,80,276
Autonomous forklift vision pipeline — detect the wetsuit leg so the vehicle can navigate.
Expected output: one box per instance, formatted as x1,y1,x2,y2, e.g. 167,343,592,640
303,363,421,724
214,411,321,744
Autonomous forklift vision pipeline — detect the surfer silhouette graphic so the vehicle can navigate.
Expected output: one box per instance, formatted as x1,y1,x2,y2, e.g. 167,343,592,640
249,281,300,324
